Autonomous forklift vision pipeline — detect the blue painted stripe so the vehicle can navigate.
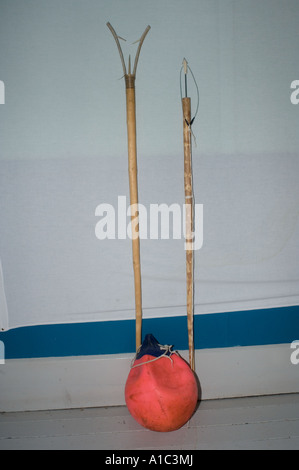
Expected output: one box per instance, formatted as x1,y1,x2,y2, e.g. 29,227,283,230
0,306,298,359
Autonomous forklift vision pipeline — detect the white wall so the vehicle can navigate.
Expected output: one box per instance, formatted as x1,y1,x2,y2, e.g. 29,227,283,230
1,344,298,412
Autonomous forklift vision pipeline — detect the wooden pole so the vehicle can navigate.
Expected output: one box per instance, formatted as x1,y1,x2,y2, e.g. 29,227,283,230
107,23,150,351
182,96,195,372
125,74,142,350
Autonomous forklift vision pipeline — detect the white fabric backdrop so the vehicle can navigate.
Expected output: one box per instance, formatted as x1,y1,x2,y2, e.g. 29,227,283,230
0,152,298,330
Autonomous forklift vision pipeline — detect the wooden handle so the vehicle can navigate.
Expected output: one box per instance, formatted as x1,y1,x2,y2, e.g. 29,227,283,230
182,97,195,371
107,24,150,352
126,77,142,350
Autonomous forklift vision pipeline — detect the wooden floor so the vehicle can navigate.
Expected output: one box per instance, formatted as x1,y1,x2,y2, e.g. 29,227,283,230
0,394,298,450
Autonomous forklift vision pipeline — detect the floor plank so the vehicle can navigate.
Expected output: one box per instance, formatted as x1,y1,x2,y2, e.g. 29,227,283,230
0,394,298,450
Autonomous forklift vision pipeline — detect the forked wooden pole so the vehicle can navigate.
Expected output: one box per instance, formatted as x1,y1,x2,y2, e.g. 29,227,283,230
182,59,195,371
126,75,142,351
107,23,150,351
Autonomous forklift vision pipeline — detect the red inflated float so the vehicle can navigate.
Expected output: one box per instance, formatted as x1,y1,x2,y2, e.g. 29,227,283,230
125,334,198,432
